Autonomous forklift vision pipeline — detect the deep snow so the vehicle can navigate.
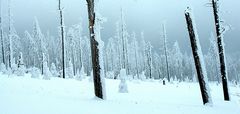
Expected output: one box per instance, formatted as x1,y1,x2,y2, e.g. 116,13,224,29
0,74,240,114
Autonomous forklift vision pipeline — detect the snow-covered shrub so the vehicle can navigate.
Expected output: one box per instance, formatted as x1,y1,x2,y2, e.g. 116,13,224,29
66,60,74,78
11,58,18,74
128,75,133,81
0,63,7,74
50,63,59,77
16,53,25,76
119,69,128,93
76,66,87,81
31,67,40,78
106,71,114,79
140,71,146,81
42,54,51,80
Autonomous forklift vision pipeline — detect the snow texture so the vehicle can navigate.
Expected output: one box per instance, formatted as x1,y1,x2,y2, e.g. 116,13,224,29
0,75,240,114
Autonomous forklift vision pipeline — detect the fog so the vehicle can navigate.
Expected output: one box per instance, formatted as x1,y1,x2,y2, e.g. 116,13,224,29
1,0,239,53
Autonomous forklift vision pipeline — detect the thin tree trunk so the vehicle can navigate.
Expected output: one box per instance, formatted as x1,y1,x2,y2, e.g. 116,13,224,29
120,8,127,71
86,0,105,99
58,0,65,78
8,0,12,69
0,1,5,64
162,24,170,82
185,8,211,105
134,40,139,79
211,0,230,101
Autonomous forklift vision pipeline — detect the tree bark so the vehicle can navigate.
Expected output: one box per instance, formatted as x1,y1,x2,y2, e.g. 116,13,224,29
0,1,5,64
86,0,104,99
8,0,12,69
211,0,230,101
58,0,65,78
185,8,211,105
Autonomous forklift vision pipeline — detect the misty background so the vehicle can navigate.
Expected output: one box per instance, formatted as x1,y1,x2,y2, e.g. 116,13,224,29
1,0,239,54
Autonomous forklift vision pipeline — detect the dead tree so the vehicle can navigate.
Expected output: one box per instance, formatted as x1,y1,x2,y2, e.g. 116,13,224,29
120,8,126,70
0,0,5,64
185,8,212,105
86,0,105,99
211,0,230,101
8,0,12,69
58,0,66,78
162,23,170,82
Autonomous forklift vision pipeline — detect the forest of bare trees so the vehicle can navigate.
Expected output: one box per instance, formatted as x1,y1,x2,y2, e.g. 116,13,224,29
0,0,239,103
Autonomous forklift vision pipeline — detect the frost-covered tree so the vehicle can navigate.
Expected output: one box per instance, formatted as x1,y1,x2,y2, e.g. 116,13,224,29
161,23,170,82
171,41,183,81
140,32,147,74
66,59,74,78
81,36,91,76
76,65,86,80
132,32,139,79
23,31,35,67
42,53,51,80
119,69,128,93
152,52,161,79
16,52,25,76
67,28,76,75
185,7,212,105
32,18,46,74
146,42,153,79
105,37,115,72
7,0,13,69
31,67,40,78
205,33,220,82
50,63,59,77
72,24,83,71
0,63,7,73
119,9,129,74
114,22,122,77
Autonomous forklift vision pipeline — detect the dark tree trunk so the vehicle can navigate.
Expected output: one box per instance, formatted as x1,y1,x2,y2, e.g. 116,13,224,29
0,14,5,64
185,8,211,105
41,54,44,75
211,0,230,101
86,0,105,99
58,0,65,78
8,0,12,69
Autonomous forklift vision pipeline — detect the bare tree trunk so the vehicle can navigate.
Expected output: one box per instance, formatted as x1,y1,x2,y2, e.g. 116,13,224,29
0,0,5,64
58,0,65,78
146,42,152,79
185,8,211,105
133,38,139,79
162,23,170,82
8,0,12,69
211,0,230,101
86,0,105,99
121,10,126,70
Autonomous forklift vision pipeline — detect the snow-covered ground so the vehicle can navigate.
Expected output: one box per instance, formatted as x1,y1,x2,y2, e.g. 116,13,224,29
0,74,240,114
